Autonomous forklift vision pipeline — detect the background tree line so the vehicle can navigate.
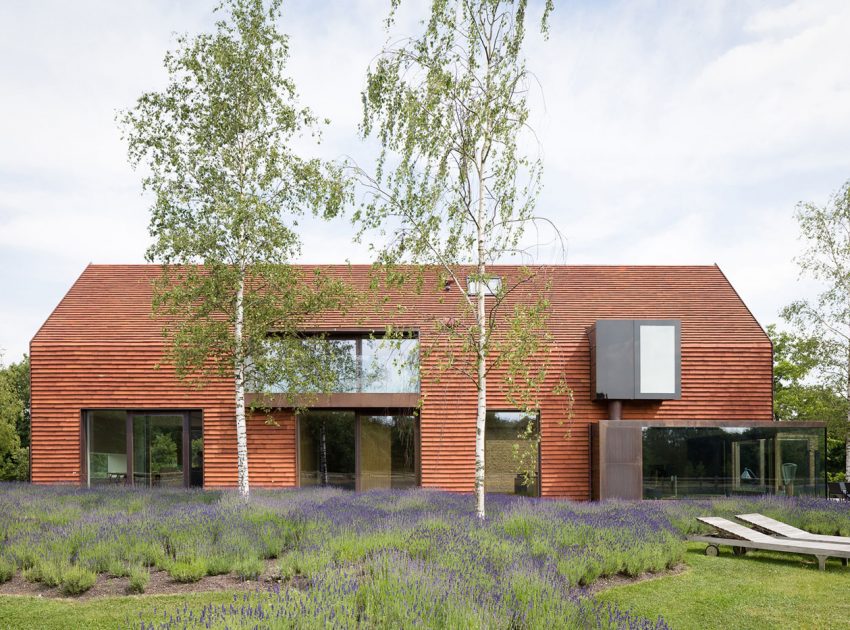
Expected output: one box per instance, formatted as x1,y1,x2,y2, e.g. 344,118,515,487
772,179,850,482
0,355,29,481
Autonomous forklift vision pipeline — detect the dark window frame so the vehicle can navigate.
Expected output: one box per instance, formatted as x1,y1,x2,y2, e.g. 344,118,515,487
80,409,204,489
485,409,542,498
295,407,420,491
263,330,421,394
633,320,681,400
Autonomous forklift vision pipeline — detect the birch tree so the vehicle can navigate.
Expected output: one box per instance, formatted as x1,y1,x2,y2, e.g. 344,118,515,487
121,0,348,498
782,179,850,481
355,0,560,518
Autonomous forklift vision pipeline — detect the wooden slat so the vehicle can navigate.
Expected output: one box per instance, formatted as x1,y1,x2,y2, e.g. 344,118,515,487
31,264,774,498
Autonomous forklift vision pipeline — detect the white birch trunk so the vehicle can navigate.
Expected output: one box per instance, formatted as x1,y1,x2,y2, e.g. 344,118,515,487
846,345,850,482
235,269,250,499
474,155,487,520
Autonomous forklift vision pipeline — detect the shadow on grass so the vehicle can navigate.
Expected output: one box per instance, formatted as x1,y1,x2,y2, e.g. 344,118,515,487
684,543,849,572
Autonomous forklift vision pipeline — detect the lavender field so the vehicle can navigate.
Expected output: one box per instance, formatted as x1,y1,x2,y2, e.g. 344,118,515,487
1,485,848,629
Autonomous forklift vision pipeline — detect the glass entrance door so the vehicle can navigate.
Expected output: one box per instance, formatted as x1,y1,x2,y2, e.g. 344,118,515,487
132,413,186,487
298,410,419,490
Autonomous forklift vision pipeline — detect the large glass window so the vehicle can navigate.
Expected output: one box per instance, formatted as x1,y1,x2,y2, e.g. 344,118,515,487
298,410,419,490
485,411,539,497
260,334,419,394
87,410,127,485
133,414,185,487
360,414,417,489
299,411,357,489
642,426,826,499
84,410,202,488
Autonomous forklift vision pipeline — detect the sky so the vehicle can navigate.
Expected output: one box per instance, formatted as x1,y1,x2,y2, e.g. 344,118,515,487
1,0,849,362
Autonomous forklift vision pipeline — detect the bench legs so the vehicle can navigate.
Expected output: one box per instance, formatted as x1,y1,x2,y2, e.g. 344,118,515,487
815,555,827,571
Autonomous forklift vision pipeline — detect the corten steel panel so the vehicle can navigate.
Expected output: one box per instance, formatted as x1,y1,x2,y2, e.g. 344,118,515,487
593,422,642,500
31,264,773,498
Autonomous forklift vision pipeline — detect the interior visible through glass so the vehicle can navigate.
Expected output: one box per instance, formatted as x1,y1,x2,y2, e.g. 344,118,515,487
485,411,539,497
87,410,127,485
85,410,203,488
642,426,826,499
133,414,185,487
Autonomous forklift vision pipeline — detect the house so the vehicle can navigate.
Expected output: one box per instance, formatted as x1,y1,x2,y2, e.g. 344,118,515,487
29,264,826,499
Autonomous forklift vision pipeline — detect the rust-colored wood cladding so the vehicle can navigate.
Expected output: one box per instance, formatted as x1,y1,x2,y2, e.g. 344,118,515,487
30,264,773,498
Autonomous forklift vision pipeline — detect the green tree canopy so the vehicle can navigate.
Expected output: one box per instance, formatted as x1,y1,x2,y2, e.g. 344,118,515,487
355,0,563,518
0,355,28,481
769,325,846,477
120,0,349,497
781,178,850,481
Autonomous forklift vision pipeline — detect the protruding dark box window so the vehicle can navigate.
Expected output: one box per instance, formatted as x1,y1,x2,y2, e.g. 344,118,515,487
590,320,681,401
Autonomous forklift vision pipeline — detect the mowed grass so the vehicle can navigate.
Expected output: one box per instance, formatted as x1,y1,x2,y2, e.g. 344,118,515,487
0,591,237,630
599,543,850,630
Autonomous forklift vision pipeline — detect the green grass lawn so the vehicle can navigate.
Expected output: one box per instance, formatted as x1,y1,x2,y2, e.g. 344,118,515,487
0,591,239,630
599,543,850,630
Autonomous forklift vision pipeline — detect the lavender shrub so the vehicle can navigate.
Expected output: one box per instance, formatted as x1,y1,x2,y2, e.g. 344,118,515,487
1,484,847,628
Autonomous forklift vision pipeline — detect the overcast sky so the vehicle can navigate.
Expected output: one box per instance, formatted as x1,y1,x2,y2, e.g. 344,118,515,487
1,0,849,362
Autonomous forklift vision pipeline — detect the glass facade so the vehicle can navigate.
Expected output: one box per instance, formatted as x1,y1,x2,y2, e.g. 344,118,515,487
87,410,128,485
262,334,420,394
299,411,357,489
360,414,417,490
85,410,203,488
298,410,418,490
642,425,826,499
485,411,539,497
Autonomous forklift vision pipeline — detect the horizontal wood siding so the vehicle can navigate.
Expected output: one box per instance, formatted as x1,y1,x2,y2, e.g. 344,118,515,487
31,264,773,499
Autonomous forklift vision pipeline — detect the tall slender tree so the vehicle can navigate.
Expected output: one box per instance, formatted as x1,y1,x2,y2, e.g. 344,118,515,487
355,0,561,518
121,0,348,498
782,179,850,481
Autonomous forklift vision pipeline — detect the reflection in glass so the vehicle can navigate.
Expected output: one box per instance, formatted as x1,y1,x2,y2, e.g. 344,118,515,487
361,338,420,393
360,415,417,489
133,414,185,487
642,426,826,499
485,411,539,497
258,335,419,394
299,411,356,489
190,411,203,487
87,410,127,486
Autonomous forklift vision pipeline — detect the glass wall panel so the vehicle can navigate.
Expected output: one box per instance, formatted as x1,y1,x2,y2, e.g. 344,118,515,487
299,411,356,489
259,335,419,394
190,411,203,487
361,339,420,393
360,415,417,489
87,410,127,486
485,411,539,497
642,426,826,499
132,414,185,487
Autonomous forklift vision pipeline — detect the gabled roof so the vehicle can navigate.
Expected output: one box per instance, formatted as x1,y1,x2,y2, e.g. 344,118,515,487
32,264,768,346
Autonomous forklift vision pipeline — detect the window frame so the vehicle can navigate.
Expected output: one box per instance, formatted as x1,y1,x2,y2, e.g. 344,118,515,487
80,409,203,489
295,408,420,491
484,409,541,498
633,320,681,400
261,331,421,394
466,276,502,297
